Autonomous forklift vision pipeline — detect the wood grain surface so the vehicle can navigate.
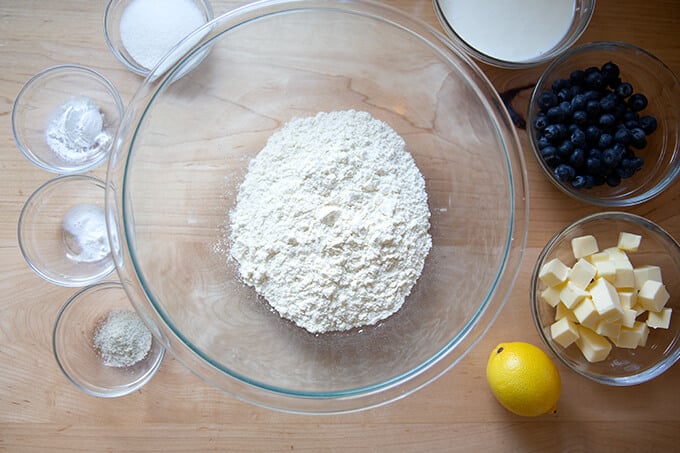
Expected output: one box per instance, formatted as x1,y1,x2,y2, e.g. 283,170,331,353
1,1,679,451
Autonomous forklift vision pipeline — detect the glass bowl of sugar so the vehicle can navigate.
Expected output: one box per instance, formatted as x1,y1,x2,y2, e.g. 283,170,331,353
433,0,596,68
18,175,115,287
103,0,214,77
11,65,123,174
53,281,165,398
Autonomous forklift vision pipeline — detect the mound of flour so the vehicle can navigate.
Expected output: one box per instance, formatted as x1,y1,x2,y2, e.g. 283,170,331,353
229,110,432,333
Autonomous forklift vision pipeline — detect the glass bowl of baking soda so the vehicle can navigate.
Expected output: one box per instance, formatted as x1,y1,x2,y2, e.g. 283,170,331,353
18,175,115,287
106,0,528,413
11,65,123,174
53,282,165,397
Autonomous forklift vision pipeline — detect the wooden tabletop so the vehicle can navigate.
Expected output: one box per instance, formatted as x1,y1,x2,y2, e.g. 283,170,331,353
1,1,679,451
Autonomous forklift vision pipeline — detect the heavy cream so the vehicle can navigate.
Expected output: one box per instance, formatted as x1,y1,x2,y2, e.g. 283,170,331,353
439,0,575,63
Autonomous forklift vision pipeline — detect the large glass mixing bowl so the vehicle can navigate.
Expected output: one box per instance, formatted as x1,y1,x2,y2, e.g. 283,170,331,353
106,0,528,413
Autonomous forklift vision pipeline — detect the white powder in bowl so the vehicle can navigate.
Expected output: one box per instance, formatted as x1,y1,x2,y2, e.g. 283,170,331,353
119,0,207,70
229,110,432,334
62,204,111,263
93,309,152,368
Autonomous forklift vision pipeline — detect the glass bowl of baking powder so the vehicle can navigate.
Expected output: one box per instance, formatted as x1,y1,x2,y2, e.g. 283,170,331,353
106,0,529,413
11,65,123,174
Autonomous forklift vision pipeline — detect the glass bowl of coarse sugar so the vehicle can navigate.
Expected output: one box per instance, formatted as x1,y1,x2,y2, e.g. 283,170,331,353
11,65,123,174
53,281,165,398
103,0,214,78
106,0,529,413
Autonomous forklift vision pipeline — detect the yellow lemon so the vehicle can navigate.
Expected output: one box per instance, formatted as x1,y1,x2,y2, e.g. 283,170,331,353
486,342,561,417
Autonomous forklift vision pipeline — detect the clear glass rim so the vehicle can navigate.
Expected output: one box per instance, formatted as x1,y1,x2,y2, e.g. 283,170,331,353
11,64,124,175
107,0,529,413
530,211,680,386
527,41,680,207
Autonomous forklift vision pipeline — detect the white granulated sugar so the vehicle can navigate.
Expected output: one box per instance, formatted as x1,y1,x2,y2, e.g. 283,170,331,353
45,97,111,163
229,110,432,334
119,0,206,70
93,309,152,368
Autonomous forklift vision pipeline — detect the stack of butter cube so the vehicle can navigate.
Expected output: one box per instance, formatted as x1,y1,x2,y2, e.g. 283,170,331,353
539,232,672,363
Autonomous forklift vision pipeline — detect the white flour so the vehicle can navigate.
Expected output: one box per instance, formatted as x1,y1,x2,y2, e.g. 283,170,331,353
62,204,111,263
45,97,111,163
229,110,432,334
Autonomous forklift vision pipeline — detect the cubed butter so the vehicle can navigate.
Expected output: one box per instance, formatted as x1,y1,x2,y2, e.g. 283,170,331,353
594,260,617,284
588,251,611,263
604,246,629,262
595,319,621,340
572,235,599,259
621,307,637,328
560,281,589,308
613,321,649,348
550,317,580,348
539,258,571,287
576,326,612,363
617,232,642,252
541,283,565,308
617,289,637,310
555,302,578,323
647,308,672,329
613,259,635,289
568,258,596,289
589,277,624,322
573,297,600,330
638,280,670,312
633,265,662,291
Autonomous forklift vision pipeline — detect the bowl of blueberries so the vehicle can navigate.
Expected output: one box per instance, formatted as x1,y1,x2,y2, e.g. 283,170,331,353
528,41,680,206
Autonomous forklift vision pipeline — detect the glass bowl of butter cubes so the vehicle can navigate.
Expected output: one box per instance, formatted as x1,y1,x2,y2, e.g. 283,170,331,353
531,211,679,385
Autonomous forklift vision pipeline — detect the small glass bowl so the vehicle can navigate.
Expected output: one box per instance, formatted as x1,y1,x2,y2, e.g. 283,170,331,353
103,0,214,77
433,0,595,68
18,175,115,287
527,41,680,206
11,65,123,174
531,212,680,386
53,281,165,397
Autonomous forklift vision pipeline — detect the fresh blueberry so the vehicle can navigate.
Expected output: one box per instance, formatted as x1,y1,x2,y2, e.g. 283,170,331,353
571,175,587,189
599,113,616,129
571,94,587,111
614,127,632,145
612,102,627,121
599,93,618,112
570,128,586,147
600,61,620,83
586,156,602,174
559,101,573,118
585,125,602,145
557,140,575,158
628,93,648,112
630,127,647,149
533,114,549,131
639,115,658,134
583,175,596,189
552,78,570,92
598,133,614,149
616,166,635,179
557,88,572,103
585,99,602,117
536,135,551,150
623,111,639,122
583,90,601,102
537,91,559,111
625,119,640,130
615,82,633,98
569,69,586,86
602,147,622,168
544,124,563,142
569,148,586,168
541,146,561,167
547,106,565,123
631,156,644,171
606,173,621,187
585,71,605,90
554,164,576,182
569,85,583,99
572,110,588,126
